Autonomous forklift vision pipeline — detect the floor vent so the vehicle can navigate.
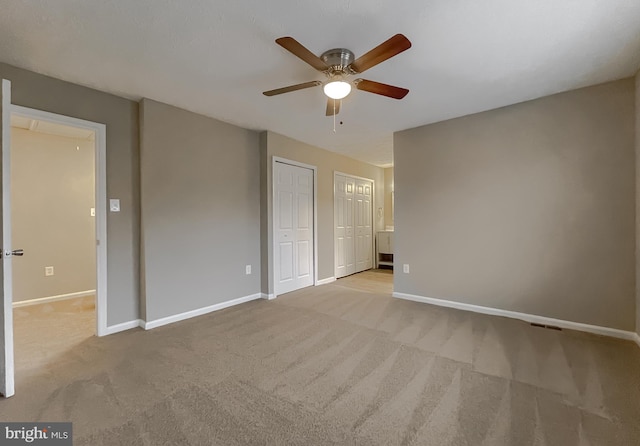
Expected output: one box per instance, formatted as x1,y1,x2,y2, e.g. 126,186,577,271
531,322,562,331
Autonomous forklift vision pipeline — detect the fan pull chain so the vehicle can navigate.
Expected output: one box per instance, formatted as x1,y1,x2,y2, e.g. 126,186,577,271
333,99,336,133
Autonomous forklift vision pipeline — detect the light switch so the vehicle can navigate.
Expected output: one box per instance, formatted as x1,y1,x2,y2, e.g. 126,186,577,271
90,208,95,217
109,199,120,212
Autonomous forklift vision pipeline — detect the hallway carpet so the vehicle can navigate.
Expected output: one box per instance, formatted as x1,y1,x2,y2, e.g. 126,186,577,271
12,295,95,375
1,271,639,445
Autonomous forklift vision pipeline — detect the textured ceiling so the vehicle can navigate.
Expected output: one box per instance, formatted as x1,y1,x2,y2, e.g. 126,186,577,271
1,1,639,167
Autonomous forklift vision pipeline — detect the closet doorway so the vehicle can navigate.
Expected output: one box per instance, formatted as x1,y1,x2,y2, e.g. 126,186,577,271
334,172,373,279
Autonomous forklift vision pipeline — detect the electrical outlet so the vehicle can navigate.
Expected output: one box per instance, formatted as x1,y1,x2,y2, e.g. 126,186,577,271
245,265,251,275
403,264,410,274
45,266,54,276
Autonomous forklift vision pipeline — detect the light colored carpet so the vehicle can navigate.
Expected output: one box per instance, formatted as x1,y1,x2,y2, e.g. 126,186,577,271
12,295,95,376
2,271,639,445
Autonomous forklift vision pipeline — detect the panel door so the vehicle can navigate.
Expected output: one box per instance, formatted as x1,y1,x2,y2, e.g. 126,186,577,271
274,162,314,295
0,79,14,398
355,179,373,273
334,175,355,278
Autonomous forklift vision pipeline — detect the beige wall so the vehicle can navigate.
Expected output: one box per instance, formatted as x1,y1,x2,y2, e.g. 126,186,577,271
261,131,385,294
0,63,139,326
394,79,635,331
636,71,640,336
140,99,260,322
384,167,394,229
11,129,95,301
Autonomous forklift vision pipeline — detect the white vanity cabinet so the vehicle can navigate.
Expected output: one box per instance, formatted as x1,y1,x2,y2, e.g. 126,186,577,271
376,231,394,268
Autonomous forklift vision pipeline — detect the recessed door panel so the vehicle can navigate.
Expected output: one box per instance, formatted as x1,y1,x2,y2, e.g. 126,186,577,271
336,237,345,270
298,193,309,229
297,240,310,277
279,242,294,281
279,170,293,186
336,196,345,228
278,191,293,229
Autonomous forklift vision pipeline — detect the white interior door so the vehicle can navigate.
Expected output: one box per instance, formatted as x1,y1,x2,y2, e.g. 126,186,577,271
355,179,373,273
334,174,355,279
0,79,14,398
274,161,314,295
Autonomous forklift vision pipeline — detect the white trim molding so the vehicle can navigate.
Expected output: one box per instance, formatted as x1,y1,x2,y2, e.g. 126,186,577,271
12,290,96,308
261,293,275,300
143,293,262,330
104,319,143,335
316,277,336,286
393,292,638,342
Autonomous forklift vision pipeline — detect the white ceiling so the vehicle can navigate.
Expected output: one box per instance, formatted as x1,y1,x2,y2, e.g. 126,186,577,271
1,1,639,167
11,115,95,140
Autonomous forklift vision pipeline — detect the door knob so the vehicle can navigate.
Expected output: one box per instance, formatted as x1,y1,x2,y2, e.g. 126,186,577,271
4,249,24,257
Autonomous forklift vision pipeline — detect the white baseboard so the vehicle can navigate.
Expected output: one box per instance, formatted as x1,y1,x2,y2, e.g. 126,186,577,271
12,289,96,308
393,292,637,342
316,277,336,286
143,293,262,330
261,293,275,300
103,319,143,336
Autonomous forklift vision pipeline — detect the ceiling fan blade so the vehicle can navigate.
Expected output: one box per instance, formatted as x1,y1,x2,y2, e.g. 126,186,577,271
326,98,341,116
349,34,412,74
275,37,329,71
355,79,409,99
263,81,322,96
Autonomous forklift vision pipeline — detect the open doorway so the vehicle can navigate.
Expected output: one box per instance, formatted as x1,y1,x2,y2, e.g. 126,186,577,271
333,167,394,293
333,170,397,290
9,107,107,375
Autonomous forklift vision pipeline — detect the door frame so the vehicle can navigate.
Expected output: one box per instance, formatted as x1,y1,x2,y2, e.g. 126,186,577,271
271,156,317,298
333,171,376,278
10,105,108,337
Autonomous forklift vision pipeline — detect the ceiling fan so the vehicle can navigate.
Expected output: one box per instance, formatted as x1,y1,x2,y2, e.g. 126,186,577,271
263,34,412,116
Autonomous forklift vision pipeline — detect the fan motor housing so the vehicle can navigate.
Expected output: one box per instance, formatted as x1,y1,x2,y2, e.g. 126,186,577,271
321,48,355,73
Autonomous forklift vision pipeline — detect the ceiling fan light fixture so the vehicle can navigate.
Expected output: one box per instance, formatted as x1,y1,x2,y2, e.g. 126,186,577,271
323,80,351,100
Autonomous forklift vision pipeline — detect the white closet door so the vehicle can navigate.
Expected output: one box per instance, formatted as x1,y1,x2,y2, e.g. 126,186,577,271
335,174,373,278
355,179,373,273
334,175,355,279
274,162,314,295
